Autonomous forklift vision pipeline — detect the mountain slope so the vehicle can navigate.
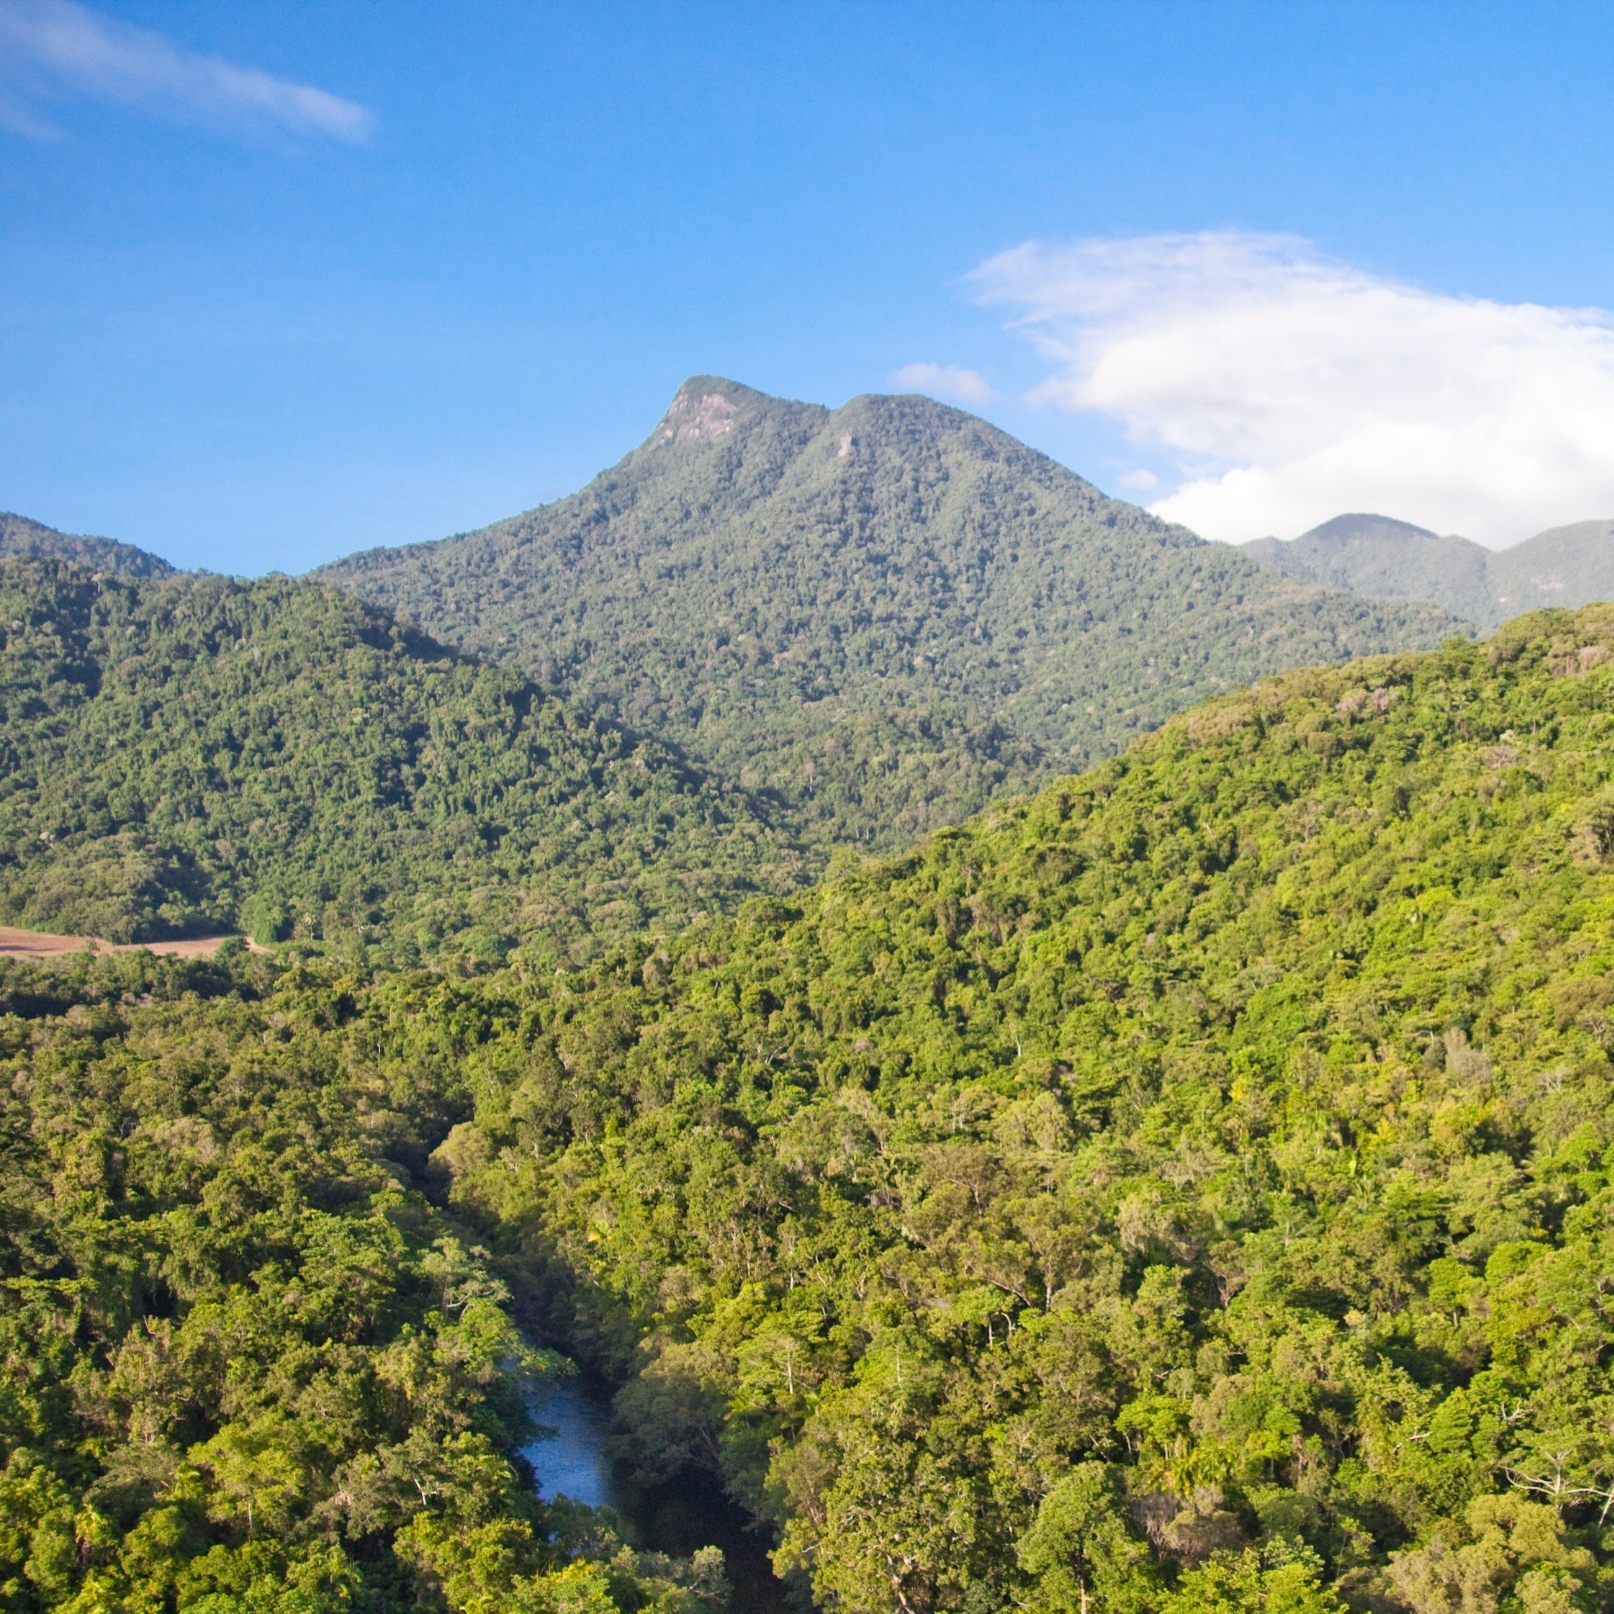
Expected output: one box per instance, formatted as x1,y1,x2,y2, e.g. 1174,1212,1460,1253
1246,511,1614,629
1242,513,1495,625
321,378,1465,853
12,605,1614,1611
422,600,1614,1612
0,558,797,959
1488,517,1614,621
0,510,174,577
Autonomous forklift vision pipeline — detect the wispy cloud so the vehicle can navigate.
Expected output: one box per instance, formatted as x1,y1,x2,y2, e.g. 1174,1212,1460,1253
891,362,996,406
0,0,374,143
972,230,1614,547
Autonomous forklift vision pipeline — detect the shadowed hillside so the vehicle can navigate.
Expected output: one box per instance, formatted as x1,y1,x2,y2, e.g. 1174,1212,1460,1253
0,557,798,960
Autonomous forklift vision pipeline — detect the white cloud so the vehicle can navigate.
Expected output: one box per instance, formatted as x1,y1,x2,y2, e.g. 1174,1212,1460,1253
972,230,1614,547
0,0,374,143
891,362,996,406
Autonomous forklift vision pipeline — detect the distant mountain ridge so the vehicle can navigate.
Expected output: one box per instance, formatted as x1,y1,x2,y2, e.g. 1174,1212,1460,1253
0,511,173,577
1244,511,1614,629
320,376,1464,855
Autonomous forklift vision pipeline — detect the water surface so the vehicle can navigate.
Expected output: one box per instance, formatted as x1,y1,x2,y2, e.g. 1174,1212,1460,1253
521,1375,618,1510
522,1367,794,1612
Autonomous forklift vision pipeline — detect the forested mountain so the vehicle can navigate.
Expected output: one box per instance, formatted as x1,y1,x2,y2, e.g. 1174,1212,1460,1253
0,511,173,577
11,602,1614,1612
1242,516,1495,626
1489,521,1614,620
1245,512,1614,630
0,558,797,960
321,378,1464,852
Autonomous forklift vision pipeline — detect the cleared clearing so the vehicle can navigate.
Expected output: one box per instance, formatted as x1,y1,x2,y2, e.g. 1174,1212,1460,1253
0,927,264,960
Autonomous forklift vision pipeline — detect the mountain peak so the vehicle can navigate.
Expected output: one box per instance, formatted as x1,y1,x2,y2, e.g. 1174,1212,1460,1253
652,375,824,448
657,381,745,446
322,378,1461,853
1296,513,1444,546
650,377,994,461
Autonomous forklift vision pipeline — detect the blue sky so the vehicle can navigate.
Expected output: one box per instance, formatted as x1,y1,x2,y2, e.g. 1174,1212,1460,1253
6,1,1614,571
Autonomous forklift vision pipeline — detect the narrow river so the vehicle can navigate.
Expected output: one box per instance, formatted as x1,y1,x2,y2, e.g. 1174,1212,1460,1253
523,1373,796,1613
522,1377,617,1510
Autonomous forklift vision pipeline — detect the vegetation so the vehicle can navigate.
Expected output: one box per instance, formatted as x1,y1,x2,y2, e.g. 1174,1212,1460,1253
0,558,798,962
9,585,1614,1611
0,945,731,1612
400,602,1614,1613
0,513,172,580
321,378,1465,853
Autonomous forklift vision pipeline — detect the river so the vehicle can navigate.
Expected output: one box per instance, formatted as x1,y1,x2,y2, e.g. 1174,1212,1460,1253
522,1373,797,1613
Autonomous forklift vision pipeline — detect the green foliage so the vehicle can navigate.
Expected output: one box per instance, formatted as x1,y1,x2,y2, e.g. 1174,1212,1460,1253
1018,1465,1159,1613
0,558,799,961
322,378,1464,855
13,599,1614,1609
1163,1540,1346,1614
0,948,730,1613
396,603,1614,1611
0,511,173,579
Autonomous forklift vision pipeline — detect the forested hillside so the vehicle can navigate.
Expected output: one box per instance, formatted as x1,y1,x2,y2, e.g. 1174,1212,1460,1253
1242,517,1496,627
0,558,797,960
11,602,1614,1613
1486,522,1614,621
0,512,173,578
410,601,1614,1613
322,378,1464,851
0,947,730,1613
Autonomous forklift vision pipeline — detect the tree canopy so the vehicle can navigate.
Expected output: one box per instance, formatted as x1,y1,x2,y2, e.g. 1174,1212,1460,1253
412,603,1614,1613
0,946,730,1613
9,599,1614,1611
0,558,798,963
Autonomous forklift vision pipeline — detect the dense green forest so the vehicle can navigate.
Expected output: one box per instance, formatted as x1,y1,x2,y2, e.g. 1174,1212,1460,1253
403,601,1614,1613
322,379,1464,852
0,946,730,1612
0,558,798,961
9,602,1614,1611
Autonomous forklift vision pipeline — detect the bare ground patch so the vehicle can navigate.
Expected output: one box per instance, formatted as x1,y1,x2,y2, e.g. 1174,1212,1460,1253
0,927,268,960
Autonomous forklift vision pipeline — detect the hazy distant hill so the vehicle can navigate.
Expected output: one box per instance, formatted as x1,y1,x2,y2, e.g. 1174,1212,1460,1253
0,511,173,577
1243,514,1494,624
321,377,1463,852
1489,518,1614,621
0,558,796,960
1244,511,1614,629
